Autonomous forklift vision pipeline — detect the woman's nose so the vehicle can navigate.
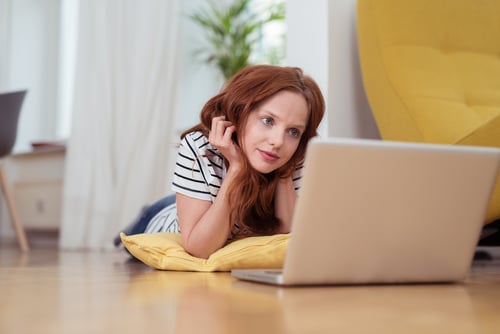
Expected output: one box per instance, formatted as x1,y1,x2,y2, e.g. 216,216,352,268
268,129,284,147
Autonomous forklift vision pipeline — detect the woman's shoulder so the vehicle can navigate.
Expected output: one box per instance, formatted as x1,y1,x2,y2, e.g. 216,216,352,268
179,131,211,153
180,131,223,161
182,131,209,147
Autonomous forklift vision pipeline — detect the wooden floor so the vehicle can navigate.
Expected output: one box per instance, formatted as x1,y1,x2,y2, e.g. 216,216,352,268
1,242,500,334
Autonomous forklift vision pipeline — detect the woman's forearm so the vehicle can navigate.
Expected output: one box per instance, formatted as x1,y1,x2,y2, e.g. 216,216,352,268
179,168,240,259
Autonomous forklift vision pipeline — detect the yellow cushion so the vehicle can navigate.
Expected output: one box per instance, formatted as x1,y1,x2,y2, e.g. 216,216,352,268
120,232,289,272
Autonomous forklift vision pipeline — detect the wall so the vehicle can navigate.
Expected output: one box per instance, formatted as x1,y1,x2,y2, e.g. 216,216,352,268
1,0,61,152
176,0,224,134
286,0,380,139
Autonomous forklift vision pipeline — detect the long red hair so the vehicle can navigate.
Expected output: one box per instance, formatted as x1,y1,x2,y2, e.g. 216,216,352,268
181,65,325,236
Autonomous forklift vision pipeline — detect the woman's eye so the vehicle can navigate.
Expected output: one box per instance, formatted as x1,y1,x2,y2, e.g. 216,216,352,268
261,117,273,126
288,128,301,138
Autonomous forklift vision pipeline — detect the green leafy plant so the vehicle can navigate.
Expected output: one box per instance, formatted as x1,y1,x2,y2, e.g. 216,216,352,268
189,0,285,81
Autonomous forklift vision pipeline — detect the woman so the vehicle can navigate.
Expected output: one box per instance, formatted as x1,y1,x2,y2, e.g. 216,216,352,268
118,65,325,259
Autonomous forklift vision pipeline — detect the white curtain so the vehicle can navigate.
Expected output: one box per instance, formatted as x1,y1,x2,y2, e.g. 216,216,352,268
60,0,181,250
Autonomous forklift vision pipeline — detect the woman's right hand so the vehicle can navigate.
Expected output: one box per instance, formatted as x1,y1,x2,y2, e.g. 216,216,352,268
208,116,243,171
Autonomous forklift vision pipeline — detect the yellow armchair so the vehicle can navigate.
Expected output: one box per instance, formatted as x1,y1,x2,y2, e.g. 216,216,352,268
357,0,500,224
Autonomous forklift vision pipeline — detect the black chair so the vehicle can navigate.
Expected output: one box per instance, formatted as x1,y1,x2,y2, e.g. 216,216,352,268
0,90,29,252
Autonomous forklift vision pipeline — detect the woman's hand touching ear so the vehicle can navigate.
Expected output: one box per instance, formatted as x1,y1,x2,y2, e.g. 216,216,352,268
209,116,244,172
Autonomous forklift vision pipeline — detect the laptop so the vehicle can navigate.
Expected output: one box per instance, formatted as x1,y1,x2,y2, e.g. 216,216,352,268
231,137,500,286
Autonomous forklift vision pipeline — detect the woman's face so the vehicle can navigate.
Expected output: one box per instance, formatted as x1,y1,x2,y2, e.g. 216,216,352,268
241,90,309,174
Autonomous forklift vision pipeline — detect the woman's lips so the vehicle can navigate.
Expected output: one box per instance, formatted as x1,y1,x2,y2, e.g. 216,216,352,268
258,149,279,162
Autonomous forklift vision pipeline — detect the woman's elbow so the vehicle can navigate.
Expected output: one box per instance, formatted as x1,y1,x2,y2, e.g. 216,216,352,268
181,235,212,259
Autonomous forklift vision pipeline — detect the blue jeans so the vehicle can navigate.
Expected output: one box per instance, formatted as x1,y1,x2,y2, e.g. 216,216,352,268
114,193,176,246
128,193,177,234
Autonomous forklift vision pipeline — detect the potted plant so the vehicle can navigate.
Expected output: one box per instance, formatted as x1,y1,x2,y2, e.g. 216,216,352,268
189,0,285,81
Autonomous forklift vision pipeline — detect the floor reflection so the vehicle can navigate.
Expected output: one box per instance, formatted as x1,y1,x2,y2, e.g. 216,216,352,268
126,270,286,333
233,281,480,333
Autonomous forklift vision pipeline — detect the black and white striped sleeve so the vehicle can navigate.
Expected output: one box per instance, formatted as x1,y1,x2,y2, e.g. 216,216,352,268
171,133,213,201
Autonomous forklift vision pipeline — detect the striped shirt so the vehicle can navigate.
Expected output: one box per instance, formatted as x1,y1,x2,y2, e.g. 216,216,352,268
171,131,227,201
145,131,304,237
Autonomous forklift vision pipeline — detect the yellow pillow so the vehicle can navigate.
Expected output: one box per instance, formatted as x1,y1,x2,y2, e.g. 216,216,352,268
120,232,289,272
